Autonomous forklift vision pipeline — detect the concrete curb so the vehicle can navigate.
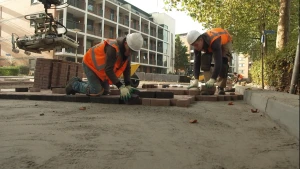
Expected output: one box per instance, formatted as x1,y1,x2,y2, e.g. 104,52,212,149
235,86,299,139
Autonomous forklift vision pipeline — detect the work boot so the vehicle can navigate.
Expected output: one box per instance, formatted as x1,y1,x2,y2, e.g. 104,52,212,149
65,77,82,95
218,87,225,95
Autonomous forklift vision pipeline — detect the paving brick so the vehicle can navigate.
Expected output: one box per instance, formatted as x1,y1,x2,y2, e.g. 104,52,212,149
124,94,141,105
188,89,200,95
184,90,189,95
110,89,120,95
198,95,218,101
90,95,120,104
15,88,28,92
155,92,174,99
162,84,170,88
150,99,170,106
146,88,162,92
231,95,238,101
52,88,66,94
29,87,41,92
176,99,190,107
200,85,216,94
138,91,156,98
166,89,185,95
237,94,244,100
170,99,177,106
64,95,90,102
142,98,151,106
217,95,225,101
224,95,232,101
187,96,196,103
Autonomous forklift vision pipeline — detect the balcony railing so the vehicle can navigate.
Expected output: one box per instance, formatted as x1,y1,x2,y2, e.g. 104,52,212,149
88,4,103,17
67,0,86,10
149,45,156,51
149,58,156,65
150,29,156,36
140,55,148,64
157,47,163,53
118,18,129,26
142,28,149,34
59,19,85,31
87,26,102,36
131,55,139,62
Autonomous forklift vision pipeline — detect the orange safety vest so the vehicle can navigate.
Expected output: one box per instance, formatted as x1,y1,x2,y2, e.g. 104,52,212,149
83,39,129,85
205,28,232,53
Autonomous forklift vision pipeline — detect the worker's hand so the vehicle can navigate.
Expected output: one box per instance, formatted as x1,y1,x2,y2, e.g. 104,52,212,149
187,79,199,89
205,78,216,88
126,85,139,93
119,85,131,101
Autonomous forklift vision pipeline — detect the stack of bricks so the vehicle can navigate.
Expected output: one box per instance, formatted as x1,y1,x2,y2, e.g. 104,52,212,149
33,58,55,89
33,58,84,89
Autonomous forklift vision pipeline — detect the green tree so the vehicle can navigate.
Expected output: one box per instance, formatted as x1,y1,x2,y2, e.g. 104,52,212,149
164,0,279,58
174,35,189,71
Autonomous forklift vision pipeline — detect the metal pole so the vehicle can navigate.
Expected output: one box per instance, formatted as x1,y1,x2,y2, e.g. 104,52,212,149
75,31,78,63
289,32,300,94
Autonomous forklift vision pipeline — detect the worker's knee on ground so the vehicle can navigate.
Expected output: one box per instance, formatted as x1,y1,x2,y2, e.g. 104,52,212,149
89,85,104,95
201,53,212,71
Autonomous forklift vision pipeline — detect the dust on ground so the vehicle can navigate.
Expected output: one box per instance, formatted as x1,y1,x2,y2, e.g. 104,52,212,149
0,100,298,169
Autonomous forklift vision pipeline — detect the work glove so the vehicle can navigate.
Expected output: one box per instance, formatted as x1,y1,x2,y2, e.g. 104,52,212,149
205,78,216,88
126,85,140,93
187,79,199,89
119,85,131,101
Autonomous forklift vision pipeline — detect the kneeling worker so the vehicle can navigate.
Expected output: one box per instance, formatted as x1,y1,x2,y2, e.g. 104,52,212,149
187,28,233,95
65,33,144,101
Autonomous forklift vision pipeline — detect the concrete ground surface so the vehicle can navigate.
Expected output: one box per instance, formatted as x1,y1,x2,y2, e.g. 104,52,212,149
0,100,299,169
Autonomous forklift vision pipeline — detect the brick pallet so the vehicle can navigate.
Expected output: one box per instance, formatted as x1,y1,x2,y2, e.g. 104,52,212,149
33,58,84,89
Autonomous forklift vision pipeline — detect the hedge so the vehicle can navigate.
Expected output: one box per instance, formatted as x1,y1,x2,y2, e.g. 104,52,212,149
249,45,297,93
0,67,20,76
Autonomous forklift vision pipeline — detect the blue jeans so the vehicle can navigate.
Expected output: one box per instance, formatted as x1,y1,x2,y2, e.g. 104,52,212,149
72,63,109,95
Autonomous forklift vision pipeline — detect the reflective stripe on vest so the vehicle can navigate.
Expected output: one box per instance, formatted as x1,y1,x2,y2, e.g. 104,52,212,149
207,30,228,42
91,40,121,71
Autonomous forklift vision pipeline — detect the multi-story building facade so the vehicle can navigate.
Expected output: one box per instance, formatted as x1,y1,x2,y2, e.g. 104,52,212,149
0,0,175,74
231,53,249,78
177,33,194,62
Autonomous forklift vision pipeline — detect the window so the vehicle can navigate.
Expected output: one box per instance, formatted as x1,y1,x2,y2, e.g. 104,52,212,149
87,19,94,31
239,63,244,67
88,3,94,11
109,27,114,38
239,70,244,73
110,9,115,21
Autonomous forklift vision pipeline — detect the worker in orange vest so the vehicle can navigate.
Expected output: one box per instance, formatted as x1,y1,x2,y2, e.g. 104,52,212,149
233,72,244,84
186,28,233,95
65,33,144,101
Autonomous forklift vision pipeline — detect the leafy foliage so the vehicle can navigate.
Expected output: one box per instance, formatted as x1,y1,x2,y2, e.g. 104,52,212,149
0,67,20,76
250,42,297,93
174,35,189,70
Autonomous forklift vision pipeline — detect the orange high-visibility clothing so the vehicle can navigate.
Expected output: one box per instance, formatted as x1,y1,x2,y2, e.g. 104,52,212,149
83,39,128,85
206,28,232,52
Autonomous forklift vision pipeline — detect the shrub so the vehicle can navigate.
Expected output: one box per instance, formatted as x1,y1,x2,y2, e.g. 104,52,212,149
0,67,20,76
250,44,296,93
19,65,30,75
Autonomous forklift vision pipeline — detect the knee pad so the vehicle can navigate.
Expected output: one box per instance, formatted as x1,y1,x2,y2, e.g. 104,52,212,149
201,53,212,71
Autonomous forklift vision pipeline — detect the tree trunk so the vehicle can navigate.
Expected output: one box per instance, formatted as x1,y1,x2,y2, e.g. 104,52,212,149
276,0,291,50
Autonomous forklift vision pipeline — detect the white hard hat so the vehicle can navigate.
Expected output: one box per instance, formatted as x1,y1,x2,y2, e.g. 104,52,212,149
126,33,144,51
187,30,202,45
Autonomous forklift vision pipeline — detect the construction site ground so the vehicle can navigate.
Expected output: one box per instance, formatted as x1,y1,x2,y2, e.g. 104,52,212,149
0,99,299,169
